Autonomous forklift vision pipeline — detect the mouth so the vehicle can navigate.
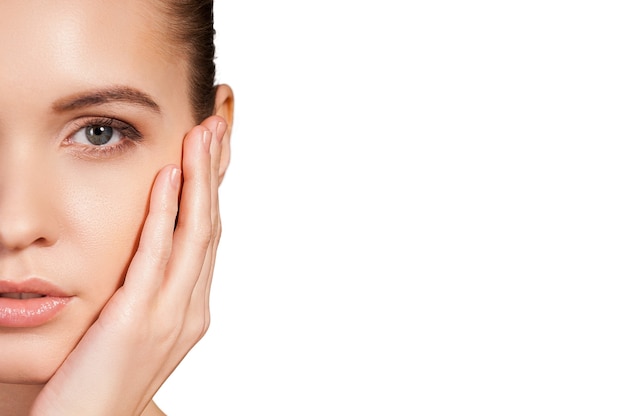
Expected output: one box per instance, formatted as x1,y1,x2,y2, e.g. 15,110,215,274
0,293,47,299
0,278,70,298
0,279,72,327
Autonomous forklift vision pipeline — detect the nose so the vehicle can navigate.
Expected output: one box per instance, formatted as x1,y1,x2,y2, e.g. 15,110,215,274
0,157,60,251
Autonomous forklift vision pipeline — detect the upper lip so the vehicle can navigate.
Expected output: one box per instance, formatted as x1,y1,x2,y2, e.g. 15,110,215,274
0,278,70,297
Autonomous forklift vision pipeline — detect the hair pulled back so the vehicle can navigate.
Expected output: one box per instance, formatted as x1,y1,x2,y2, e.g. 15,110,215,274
159,0,217,123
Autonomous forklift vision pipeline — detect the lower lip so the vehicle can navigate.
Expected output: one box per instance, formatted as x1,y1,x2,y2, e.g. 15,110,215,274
0,297,72,328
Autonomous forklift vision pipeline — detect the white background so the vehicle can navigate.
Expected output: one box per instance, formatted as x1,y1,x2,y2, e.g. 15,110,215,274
156,1,626,414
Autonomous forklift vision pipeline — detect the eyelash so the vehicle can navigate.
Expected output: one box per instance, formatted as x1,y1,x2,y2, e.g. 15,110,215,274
65,117,144,159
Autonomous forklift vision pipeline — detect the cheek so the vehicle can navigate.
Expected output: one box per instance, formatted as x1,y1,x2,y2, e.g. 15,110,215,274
58,144,182,301
51,118,189,317
62,164,154,298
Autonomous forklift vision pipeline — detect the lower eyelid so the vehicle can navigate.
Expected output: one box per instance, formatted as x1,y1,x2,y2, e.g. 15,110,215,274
66,138,138,160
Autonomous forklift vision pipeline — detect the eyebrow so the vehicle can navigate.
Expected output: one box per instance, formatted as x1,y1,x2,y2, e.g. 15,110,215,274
52,86,161,114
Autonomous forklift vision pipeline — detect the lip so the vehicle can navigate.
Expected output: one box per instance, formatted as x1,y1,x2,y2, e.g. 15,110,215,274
0,278,73,328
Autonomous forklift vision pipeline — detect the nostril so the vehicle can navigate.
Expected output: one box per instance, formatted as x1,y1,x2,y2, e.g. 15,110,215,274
0,216,59,250
0,171,61,251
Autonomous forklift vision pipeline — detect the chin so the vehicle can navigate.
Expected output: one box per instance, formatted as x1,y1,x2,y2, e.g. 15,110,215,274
0,365,58,385
0,331,76,385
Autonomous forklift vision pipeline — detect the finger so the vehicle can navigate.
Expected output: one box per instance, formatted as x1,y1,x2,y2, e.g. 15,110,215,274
163,124,214,299
189,120,225,322
199,114,227,132
122,165,181,301
201,120,225,301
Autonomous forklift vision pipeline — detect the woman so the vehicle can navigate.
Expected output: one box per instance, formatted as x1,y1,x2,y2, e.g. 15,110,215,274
0,1,233,414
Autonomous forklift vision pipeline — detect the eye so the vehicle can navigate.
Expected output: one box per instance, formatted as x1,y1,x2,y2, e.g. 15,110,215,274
63,117,143,159
73,124,123,146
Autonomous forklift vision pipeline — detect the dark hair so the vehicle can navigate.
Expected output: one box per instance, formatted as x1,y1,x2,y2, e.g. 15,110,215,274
159,0,217,123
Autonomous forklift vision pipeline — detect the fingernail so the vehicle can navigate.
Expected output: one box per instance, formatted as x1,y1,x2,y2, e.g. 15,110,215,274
202,129,212,153
215,121,227,143
170,167,181,188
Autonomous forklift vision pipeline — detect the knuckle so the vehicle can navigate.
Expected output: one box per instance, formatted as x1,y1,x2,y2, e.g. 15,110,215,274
155,318,184,346
183,312,210,345
192,221,219,248
136,241,171,269
191,227,212,249
215,221,222,242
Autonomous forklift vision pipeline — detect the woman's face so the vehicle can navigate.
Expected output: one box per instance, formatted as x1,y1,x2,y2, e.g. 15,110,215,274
0,1,196,383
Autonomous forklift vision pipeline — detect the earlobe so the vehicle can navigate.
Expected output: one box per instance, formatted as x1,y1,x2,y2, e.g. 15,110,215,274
203,84,234,185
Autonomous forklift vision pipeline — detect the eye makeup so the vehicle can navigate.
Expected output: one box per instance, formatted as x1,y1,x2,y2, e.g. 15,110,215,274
63,116,144,160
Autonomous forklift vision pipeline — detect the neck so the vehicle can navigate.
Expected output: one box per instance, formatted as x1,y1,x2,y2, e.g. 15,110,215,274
0,383,44,416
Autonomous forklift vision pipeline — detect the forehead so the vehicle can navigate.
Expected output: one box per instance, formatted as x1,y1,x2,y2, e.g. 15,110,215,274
0,0,189,119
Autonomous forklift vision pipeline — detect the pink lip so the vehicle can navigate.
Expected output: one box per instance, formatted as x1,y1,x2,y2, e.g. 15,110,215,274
0,278,73,328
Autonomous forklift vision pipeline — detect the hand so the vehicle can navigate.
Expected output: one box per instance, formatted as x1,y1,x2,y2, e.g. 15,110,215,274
30,116,227,416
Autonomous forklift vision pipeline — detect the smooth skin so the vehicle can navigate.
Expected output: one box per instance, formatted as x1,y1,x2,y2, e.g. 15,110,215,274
32,117,229,416
0,1,233,414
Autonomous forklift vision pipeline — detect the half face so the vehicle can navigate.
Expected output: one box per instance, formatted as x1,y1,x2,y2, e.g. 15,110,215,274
0,0,196,383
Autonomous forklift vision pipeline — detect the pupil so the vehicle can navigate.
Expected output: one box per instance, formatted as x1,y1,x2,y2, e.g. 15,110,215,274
86,125,113,145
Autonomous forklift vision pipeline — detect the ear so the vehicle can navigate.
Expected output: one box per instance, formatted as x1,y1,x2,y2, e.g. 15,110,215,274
202,84,234,185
